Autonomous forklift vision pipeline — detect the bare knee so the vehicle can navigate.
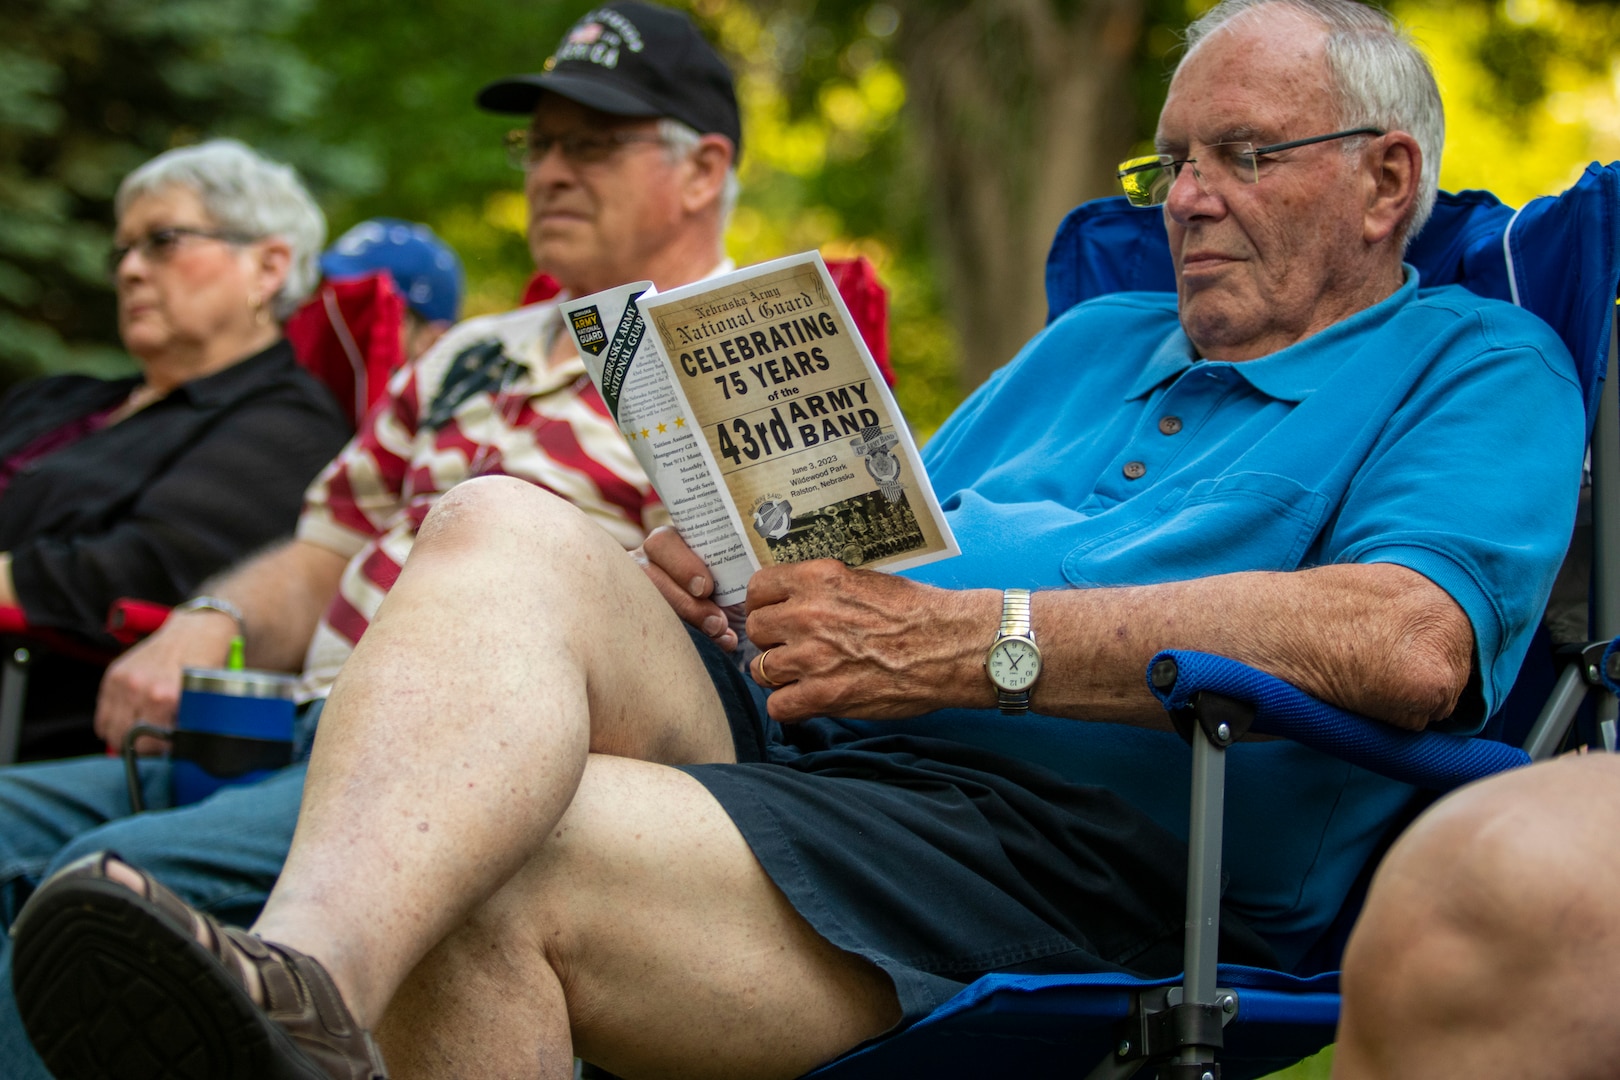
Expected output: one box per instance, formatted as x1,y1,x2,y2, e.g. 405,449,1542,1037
413,475,624,565
1338,757,1620,1073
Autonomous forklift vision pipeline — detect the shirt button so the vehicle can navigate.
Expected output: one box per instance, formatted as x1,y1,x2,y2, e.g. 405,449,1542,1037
1158,415,1183,435
1123,461,1147,480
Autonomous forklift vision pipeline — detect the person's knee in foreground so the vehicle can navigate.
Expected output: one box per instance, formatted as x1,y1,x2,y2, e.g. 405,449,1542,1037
9,0,1592,1077
1333,753,1620,1080
0,0,738,1075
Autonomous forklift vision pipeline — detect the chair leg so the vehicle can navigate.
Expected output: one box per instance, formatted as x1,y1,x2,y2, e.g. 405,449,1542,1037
1588,308,1620,750
0,644,32,766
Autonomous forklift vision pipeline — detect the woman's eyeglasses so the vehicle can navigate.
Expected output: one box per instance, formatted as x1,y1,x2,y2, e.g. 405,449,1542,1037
108,227,256,276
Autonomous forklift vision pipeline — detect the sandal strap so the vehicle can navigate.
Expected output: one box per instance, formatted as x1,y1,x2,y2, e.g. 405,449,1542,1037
44,852,389,1080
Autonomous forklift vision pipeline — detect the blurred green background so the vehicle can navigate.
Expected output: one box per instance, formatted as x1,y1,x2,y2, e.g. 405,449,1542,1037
6,0,1619,440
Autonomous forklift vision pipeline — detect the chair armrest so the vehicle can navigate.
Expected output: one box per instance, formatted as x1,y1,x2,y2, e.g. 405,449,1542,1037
0,605,27,636
1145,649,1530,790
106,599,171,645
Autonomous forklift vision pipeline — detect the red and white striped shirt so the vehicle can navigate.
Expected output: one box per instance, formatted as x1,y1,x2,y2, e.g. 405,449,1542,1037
294,300,666,699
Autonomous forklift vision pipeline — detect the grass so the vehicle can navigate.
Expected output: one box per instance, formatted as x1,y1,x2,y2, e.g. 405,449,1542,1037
1260,1045,1334,1079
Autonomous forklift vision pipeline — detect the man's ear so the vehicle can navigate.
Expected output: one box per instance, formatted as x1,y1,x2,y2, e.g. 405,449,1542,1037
1364,131,1421,246
681,133,735,216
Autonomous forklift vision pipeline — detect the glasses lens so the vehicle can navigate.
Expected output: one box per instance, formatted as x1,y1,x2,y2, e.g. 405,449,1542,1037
506,130,531,171
107,229,180,276
145,229,185,258
566,135,619,164
1118,156,1172,207
1208,142,1258,185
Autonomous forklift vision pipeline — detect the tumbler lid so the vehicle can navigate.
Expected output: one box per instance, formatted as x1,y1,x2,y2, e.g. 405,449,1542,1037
180,667,300,700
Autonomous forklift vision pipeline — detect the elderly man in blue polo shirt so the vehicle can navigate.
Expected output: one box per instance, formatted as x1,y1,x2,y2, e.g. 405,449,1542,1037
11,0,1586,1077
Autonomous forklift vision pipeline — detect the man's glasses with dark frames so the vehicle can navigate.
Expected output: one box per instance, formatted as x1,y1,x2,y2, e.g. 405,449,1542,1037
1116,127,1385,207
108,227,256,277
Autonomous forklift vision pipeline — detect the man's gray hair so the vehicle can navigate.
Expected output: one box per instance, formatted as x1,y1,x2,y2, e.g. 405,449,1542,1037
115,138,327,321
657,118,741,226
1183,0,1444,242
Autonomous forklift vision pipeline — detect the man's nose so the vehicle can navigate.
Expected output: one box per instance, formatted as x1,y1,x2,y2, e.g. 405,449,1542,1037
1164,161,1221,222
525,149,575,202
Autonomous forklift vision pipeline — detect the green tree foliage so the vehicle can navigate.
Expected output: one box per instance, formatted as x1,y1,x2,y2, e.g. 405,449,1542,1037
278,0,584,318
0,0,327,393
696,0,966,436
1397,0,1620,203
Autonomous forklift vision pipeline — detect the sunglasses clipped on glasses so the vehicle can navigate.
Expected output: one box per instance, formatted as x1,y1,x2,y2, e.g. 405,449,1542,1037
1116,127,1385,207
108,227,256,277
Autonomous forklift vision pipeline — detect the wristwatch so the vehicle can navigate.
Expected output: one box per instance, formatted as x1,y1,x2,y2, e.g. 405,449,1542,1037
985,588,1041,714
173,595,246,637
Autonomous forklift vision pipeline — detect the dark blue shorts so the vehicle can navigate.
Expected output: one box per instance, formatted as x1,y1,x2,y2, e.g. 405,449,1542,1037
677,628,1275,1025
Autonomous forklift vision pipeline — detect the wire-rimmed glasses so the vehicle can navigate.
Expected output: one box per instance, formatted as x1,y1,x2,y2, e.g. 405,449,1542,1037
1116,127,1386,207
505,129,669,171
108,226,256,277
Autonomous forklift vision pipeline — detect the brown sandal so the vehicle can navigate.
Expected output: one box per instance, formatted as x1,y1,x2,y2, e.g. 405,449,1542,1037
11,850,389,1080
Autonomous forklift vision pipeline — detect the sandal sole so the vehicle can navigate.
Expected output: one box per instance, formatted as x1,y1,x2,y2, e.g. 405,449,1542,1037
13,874,330,1080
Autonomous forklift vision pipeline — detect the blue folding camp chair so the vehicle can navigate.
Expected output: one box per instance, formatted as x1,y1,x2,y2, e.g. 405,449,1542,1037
805,161,1620,1080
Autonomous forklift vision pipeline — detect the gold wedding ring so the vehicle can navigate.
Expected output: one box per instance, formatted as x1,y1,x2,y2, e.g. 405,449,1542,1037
756,647,781,689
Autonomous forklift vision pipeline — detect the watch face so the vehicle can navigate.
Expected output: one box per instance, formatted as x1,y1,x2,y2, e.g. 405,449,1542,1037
988,637,1041,692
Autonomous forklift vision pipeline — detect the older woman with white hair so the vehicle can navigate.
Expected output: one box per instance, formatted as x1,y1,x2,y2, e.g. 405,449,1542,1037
0,139,349,761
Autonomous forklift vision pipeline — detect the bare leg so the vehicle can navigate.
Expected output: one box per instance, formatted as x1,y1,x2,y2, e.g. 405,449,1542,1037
377,755,900,1080
252,477,740,1027
1334,753,1620,1079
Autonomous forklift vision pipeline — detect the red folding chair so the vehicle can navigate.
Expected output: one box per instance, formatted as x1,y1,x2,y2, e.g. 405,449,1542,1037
284,269,408,428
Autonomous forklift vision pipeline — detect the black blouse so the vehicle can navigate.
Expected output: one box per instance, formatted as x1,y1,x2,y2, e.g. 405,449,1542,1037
0,339,351,647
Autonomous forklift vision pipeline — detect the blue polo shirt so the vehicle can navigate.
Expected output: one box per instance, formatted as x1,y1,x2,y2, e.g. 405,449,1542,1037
874,270,1585,969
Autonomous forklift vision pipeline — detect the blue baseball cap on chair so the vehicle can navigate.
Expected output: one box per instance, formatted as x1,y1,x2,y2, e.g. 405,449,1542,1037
320,218,464,325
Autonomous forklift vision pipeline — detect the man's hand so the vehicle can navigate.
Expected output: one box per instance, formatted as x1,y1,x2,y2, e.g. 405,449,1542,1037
95,611,238,752
634,526,741,651
743,560,998,723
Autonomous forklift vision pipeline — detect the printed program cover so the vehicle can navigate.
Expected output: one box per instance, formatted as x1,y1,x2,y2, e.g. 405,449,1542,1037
563,252,957,604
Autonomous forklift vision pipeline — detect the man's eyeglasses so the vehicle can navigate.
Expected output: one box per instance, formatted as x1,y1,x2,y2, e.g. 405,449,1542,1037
1116,127,1386,208
108,226,255,276
505,129,668,171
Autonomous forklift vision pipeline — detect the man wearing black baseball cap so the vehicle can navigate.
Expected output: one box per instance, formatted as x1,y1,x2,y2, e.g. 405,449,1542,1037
477,0,741,306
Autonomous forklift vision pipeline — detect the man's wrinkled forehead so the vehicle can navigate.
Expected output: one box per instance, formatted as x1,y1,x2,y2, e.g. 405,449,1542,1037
1157,12,1333,148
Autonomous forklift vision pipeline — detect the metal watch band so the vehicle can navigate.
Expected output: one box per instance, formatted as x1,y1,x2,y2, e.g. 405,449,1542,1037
173,595,246,637
996,588,1034,714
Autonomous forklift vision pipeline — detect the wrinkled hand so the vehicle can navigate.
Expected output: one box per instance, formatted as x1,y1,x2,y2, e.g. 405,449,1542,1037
744,560,997,723
95,611,237,753
633,526,742,651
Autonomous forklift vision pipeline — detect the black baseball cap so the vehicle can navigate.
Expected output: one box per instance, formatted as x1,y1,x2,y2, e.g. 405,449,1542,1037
477,2,742,159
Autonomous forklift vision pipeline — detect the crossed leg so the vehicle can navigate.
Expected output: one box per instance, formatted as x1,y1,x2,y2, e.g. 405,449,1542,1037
245,476,898,1077
1333,752,1620,1079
